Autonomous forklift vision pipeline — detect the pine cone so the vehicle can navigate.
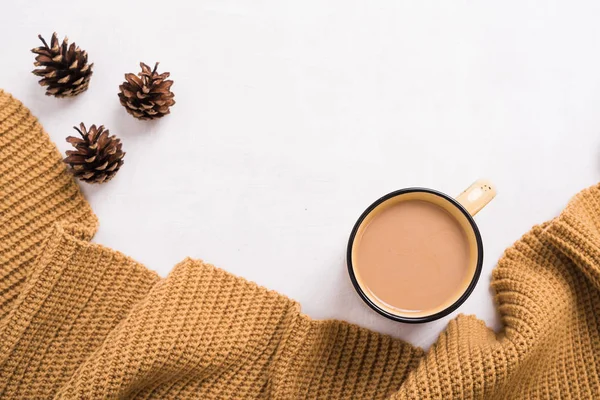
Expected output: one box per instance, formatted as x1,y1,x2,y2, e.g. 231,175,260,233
64,123,125,184
118,62,175,120
31,33,93,98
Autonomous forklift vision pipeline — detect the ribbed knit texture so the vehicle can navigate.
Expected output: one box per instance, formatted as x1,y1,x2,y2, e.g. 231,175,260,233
0,89,598,398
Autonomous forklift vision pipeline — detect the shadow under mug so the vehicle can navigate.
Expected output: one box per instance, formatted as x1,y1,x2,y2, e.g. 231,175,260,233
346,180,496,323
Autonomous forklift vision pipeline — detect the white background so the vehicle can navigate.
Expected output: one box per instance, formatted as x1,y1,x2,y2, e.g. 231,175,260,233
2,1,600,349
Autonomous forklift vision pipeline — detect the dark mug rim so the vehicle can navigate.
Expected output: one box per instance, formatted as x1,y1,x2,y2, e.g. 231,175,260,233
346,187,484,324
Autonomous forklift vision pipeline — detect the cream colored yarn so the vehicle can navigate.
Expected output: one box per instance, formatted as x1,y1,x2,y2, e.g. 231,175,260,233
0,89,598,398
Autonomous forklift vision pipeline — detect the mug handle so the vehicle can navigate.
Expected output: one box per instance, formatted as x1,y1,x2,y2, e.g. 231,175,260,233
455,179,496,216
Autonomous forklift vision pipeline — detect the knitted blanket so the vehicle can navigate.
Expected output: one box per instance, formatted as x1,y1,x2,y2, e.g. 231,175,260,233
0,89,598,399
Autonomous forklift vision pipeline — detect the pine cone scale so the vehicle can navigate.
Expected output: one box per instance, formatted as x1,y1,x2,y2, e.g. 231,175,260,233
66,137,85,146
64,155,85,163
125,74,143,86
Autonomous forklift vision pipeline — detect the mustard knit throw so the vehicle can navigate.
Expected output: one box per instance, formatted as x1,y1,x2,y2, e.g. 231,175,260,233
0,89,599,399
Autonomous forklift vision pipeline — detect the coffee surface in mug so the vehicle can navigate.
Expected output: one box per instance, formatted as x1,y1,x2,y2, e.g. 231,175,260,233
352,199,472,316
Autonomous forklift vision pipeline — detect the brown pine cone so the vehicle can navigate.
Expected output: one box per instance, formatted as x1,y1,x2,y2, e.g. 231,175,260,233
118,62,175,120
31,33,93,98
64,123,125,184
